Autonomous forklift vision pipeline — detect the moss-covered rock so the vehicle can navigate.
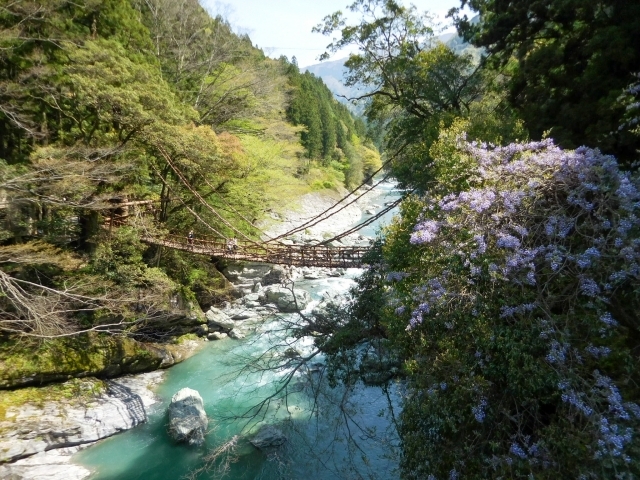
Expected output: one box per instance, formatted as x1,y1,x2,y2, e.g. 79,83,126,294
0,334,184,389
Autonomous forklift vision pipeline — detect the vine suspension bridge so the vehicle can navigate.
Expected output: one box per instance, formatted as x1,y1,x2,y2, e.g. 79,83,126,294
110,149,404,268
142,233,371,268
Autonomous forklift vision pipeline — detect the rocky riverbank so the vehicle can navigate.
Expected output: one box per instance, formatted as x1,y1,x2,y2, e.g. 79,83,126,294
261,185,376,239
0,340,202,480
0,370,167,479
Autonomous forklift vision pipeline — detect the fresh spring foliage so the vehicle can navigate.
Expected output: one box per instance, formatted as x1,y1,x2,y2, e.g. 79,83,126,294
0,0,373,337
375,138,640,478
283,60,381,188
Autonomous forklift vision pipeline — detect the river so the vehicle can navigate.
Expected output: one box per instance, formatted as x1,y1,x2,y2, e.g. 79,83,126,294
75,181,403,480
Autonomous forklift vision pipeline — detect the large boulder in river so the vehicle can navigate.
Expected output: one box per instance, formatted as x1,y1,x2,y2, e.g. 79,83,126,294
261,265,287,286
311,293,348,321
206,307,235,331
250,425,287,450
259,286,310,312
167,388,208,446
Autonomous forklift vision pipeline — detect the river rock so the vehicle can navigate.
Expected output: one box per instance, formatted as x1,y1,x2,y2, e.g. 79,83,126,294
195,324,209,336
0,446,92,480
0,372,164,465
241,293,261,303
252,281,262,292
167,388,208,446
259,286,310,312
206,307,235,331
228,329,245,340
302,267,326,279
261,265,287,286
222,262,272,284
312,294,347,321
207,332,227,340
231,311,259,320
249,425,287,450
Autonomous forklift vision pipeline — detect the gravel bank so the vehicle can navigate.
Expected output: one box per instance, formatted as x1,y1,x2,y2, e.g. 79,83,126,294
263,187,376,239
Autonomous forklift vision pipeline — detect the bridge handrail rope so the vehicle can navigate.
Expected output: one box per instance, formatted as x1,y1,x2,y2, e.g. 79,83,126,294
195,168,286,245
266,174,391,243
319,195,407,245
156,146,266,248
149,162,230,240
266,143,409,243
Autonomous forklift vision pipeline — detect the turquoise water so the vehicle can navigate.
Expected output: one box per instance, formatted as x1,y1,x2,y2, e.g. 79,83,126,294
76,182,402,480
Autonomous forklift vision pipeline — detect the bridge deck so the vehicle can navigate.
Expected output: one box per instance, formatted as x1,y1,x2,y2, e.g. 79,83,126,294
142,234,368,268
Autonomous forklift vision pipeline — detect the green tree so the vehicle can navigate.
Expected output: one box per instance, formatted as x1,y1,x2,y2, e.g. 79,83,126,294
452,0,640,164
134,0,284,132
315,0,488,191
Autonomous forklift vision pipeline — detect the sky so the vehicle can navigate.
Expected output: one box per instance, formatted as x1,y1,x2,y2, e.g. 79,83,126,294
201,0,469,67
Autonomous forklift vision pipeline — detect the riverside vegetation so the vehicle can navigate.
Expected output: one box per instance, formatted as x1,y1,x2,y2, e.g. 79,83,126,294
0,0,380,384
1,0,640,478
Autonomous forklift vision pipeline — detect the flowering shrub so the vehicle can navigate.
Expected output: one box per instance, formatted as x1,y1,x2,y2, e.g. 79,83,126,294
380,139,640,478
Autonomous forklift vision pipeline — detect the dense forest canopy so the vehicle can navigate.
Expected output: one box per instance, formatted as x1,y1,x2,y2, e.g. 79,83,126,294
0,0,376,337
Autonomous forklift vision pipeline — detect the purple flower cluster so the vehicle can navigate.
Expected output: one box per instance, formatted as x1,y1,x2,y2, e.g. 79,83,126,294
410,220,440,245
500,190,526,213
599,313,618,327
461,189,496,213
579,277,601,297
545,215,574,238
471,397,488,422
473,234,486,254
576,247,601,269
509,442,527,459
397,138,640,469
585,344,611,358
560,389,594,416
545,340,568,364
496,234,521,249
499,303,536,318
595,418,633,459
407,302,430,330
386,271,409,282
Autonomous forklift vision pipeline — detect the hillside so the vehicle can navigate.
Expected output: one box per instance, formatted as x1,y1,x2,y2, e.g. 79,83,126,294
0,0,377,366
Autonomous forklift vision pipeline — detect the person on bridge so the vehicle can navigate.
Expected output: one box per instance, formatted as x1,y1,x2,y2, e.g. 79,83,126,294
187,230,194,247
227,237,238,254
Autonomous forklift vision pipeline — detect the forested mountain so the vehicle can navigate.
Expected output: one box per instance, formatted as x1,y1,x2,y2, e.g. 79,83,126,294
303,57,354,102
0,0,373,341
284,63,381,187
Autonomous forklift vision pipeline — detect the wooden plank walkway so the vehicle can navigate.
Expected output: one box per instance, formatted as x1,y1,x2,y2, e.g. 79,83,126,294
142,234,369,268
